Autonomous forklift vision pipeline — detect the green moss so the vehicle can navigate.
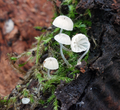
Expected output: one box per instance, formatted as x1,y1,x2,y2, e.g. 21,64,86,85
6,1,92,110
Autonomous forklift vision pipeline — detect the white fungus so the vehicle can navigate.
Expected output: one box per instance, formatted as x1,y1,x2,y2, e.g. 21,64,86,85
71,33,90,65
43,57,59,70
71,34,89,52
53,15,73,31
22,98,30,104
54,33,71,45
54,33,71,67
43,57,59,78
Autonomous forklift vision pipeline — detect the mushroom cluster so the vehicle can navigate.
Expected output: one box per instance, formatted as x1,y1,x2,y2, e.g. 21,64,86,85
42,15,90,78
53,15,73,67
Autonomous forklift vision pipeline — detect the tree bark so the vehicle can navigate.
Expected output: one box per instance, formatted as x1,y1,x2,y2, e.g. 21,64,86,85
55,0,120,110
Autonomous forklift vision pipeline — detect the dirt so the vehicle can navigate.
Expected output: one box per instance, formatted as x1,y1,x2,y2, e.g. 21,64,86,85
0,0,53,97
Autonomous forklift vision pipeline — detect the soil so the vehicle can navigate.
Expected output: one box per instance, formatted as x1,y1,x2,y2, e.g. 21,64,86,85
0,0,53,97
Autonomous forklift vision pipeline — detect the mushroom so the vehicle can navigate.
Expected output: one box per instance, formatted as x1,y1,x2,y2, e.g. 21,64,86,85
53,15,73,33
71,33,90,65
54,33,71,67
53,15,73,53
43,57,59,78
22,98,30,104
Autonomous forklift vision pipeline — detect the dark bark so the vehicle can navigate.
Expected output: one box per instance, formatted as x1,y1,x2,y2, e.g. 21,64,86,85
55,0,120,110
55,71,92,110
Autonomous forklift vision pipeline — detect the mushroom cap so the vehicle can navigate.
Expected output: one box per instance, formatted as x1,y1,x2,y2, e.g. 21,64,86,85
43,57,59,70
22,98,30,104
71,34,90,53
54,33,71,45
53,15,73,31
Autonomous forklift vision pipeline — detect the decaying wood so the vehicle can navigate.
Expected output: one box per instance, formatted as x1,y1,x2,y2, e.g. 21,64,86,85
55,0,120,110
55,71,92,110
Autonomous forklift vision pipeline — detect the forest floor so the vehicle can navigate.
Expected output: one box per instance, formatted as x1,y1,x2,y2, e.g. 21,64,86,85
1,0,120,110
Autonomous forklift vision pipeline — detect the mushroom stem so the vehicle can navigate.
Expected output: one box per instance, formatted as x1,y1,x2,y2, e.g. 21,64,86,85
59,43,71,67
60,28,63,33
47,69,51,79
77,48,89,65
62,45,72,52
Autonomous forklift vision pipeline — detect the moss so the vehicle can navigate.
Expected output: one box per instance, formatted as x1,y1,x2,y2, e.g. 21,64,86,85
6,1,92,110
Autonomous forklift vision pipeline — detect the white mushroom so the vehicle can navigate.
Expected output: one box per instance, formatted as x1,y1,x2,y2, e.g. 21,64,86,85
53,15,73,33
4,19,14,34
43,57,59,78
71,33,90,65
22,98,30,104
54,33,71,45
54,33,71,67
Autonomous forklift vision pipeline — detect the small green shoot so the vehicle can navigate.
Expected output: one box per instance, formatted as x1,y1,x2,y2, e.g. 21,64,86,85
85,9,92,18
39,100,45,105
35,35,43,65
22,89,29,97
10,57,17,61
18,62,27,67
53,98,59,110
30,94,34,103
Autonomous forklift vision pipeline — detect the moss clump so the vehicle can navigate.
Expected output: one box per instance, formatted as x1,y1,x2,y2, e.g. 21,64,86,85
5,0,92,110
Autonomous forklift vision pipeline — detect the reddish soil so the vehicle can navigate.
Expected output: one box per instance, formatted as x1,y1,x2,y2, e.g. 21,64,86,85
0,0,53,97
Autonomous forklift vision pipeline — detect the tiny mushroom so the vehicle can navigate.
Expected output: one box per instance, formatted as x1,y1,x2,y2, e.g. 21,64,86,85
22,98,30,104
71,33,90,65
54,33,71,67
43,57,59,78
53,15,73,33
